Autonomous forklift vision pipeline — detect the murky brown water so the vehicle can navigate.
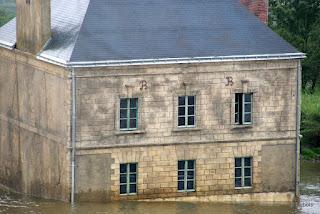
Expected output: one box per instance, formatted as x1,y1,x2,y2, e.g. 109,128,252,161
0,161,319,214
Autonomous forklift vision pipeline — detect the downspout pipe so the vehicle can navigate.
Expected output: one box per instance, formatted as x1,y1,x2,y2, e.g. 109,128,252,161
70,67,77,204
296,60,302,197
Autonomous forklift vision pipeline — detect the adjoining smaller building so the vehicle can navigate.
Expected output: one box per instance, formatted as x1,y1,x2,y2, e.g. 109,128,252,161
0,0,304,203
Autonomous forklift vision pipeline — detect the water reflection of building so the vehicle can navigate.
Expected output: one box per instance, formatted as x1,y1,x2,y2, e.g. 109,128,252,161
0,0,304,203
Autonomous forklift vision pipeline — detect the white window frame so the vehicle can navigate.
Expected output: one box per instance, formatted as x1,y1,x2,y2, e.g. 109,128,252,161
119,98,139,131
235,93,253,125
177,160,196,192
120,163,138,195
235,157,252,189
177,95,196,128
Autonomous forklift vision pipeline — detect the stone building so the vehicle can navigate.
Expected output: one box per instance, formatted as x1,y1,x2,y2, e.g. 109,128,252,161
0,0,305,202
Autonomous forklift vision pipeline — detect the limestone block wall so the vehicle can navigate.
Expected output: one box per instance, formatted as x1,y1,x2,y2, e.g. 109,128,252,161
75,60,298,149
76,139,296,201
74,59,299,201
0,48,71,201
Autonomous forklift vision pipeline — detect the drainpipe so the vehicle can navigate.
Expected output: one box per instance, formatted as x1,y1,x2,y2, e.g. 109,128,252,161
295,60,302,197
70,67,77,204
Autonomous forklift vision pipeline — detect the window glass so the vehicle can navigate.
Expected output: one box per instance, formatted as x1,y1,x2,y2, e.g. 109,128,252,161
178,160,195,192
235,93,252,125
234,157,252,188
120,163,137,195
178,96,196,127
120,98,138,130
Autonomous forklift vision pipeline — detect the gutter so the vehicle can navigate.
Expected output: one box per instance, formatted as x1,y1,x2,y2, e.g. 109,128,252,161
70,67,77,204
37,53,306,68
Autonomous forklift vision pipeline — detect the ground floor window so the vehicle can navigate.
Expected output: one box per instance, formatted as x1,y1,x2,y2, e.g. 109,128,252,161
120,163,137,195
178,160,195,191
235,157,252,188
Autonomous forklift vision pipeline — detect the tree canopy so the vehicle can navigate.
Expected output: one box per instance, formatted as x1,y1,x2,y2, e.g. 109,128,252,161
269,0,320,92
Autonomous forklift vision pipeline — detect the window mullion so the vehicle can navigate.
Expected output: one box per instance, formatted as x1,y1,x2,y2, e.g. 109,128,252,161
127,99,130,129
241,158,244,187
127,164,130,194
184,161,187,190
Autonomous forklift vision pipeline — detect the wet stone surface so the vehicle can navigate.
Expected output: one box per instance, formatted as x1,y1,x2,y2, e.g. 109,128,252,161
0,161,319,214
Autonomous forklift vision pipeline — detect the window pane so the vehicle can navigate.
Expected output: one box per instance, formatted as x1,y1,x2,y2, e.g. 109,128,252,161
187,171,194,179
244,104,251,113
235,93,240,103
129,119,137,128
130,164,137,173
178,161,185,170
187,161,194,169
244,114,251,123
235,168,241,177
130,99,138,108
245,168,251,177
120,184,127,194
130,174,136,183
188,107,194,115
120,109,127,119
187,181,194,190
188,116,195,126
120,164,127,173
235,178,242,187
244,178,251,187
130,109,137,119
120,119,127,129
120,99,127,108
178,117,185,126
120,174,127,184
178,96,185,106
178,170,184,179
188,96,195,105
244,158,252,167
178,107,185,116
235,158,241,167
244,94,252,102
129,184,136,193
235,113,239,124
178,181,184,190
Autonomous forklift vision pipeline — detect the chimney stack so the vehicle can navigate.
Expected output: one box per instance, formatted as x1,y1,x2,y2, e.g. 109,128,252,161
240,0,268,24
16,0,51,54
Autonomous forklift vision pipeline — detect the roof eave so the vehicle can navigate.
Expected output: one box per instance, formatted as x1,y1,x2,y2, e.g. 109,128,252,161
37,52,306,68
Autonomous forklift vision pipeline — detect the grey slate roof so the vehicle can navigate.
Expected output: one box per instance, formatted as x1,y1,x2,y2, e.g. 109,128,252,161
0,0,304,67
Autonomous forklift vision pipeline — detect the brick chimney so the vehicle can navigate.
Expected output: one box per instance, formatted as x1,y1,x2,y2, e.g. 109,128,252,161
240,0,268,24
16,0,51,54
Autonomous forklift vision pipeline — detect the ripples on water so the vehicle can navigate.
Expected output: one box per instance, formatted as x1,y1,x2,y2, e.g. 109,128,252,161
0,161,319,214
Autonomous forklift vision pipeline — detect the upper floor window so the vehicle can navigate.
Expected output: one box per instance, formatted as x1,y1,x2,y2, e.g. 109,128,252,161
235,157,252,188
178,96,196,127
120,98,138,130
120,163,137,195
235,93,252,125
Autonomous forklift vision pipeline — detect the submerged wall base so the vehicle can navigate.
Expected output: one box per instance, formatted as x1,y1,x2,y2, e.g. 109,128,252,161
140,192,295,203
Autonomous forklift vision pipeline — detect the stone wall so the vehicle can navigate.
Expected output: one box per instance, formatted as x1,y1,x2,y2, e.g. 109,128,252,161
0,48,70,201
76,140,296,201
74,59,299,201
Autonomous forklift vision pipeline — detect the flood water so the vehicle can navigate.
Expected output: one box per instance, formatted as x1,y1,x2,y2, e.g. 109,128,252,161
0,161,319,214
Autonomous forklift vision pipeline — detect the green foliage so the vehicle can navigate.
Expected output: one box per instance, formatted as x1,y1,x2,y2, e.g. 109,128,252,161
301,88,320,147
269,0,320,92
0,7,14,27
301,147,320,160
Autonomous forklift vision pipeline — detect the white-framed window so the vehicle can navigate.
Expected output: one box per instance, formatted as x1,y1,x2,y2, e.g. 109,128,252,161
235,93,252,125
235,157,252,188
120,163,137,195
178,96,196,127
120,98,138,130
178,160,195,192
